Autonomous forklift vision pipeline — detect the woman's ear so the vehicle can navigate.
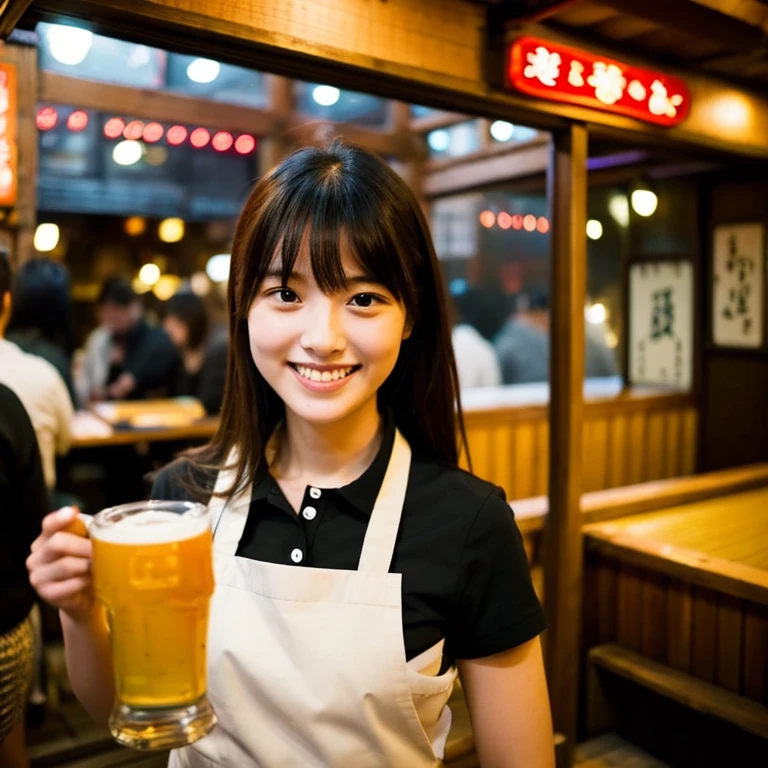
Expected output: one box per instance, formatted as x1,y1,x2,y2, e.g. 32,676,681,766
402,317,413,341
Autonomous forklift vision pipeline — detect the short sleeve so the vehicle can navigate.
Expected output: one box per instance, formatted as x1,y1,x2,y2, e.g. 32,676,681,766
449,488,546,659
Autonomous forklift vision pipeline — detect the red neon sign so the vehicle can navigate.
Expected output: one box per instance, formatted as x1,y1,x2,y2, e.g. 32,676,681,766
507,37,690,127
0,64,18,206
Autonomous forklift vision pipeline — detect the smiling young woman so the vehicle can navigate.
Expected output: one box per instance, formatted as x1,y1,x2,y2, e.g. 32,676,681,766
28,142,555,768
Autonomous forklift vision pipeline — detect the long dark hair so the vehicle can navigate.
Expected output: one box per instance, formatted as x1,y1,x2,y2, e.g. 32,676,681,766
164,291,209,350
184,142,467,498
7,258,74,355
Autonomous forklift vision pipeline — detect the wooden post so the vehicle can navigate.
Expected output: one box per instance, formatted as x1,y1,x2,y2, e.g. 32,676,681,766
0,39,37,266
544,123,588,768
259,74,294,175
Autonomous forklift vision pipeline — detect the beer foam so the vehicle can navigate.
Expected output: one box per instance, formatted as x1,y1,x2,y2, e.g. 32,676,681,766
92,509,210,545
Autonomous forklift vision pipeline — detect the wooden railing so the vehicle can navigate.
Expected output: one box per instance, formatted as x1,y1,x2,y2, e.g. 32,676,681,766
460,391,698,501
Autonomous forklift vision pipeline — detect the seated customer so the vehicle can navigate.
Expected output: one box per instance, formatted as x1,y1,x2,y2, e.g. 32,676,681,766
81,277,180,401
163,291,227,414
0,251,72,492
0,384,49,768
6,258,77,407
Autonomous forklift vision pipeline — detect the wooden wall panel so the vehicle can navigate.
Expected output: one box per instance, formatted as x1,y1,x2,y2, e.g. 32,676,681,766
743,603,768,703
666,580,693,673
716,594,744,694
617,564,644,653
641,571,668,663
462,397,697,501
691,586,718,683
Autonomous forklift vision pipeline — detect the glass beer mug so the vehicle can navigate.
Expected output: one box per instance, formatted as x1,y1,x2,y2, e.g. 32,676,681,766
90,501,217,750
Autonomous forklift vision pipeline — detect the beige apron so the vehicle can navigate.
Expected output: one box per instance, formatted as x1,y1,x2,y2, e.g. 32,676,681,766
169,429,457,767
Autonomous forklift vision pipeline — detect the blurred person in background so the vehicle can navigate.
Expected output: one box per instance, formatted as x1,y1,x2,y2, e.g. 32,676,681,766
80,277,180,402
163,291,228,415
0,250,72,493
0,384,49,768
6,259,77,408
449,283,502,390
495,285,617,384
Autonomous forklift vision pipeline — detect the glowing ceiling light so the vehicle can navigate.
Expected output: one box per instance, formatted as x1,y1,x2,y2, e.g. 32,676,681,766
112,140,143,166
190,128,210,148
479,210,496,228
45,24,94,66
536,216,550,234
158,217,185,243
312,85,340,106
206,253,231,283
67,110,89,132
586,302,607,324
190,271,211,296
490,120,515,142
132,276,152,295
186,58,220,84
123,120,144,140
631,189,658,217
33,223,60,252
511,214,524,230
166,125,188,145
523,214,537,232
36,107,58,131
124,216,146,236
234,134,256,154
104,117,125,139
212,131,233,152
427,129,450,152
497,212,512,230
143,122,164,143
138,262,161,286
153,274,181,301
586,219,603,240
608,194,630,227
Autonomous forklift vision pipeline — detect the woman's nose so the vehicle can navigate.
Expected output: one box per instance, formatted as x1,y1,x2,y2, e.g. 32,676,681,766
300,300,347,356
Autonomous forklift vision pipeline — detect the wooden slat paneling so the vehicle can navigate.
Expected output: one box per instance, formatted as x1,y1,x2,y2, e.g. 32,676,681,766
716,594,744,694
682,408,698,475
617,564,644,652
666,579,693,673
665,410,682,479
628,412,647,485
608,414,629,488
513,423,536,500
743,603,768,703
641,571,668,663
645,412,666,481
691,586,718,683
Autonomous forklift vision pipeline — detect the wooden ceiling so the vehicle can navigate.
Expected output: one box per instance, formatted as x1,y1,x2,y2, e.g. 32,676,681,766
484,0,768,89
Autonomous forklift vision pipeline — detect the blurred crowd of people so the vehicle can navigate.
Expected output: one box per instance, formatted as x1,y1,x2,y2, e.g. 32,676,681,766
450,282,618,392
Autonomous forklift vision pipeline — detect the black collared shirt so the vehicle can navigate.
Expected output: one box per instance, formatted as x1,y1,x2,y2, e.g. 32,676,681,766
151,417,545,665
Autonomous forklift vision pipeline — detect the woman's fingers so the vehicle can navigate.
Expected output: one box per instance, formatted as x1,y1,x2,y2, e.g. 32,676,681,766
35,576,92,606
28,556,91,590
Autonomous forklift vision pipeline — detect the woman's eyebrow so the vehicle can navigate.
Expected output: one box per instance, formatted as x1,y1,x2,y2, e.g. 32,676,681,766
345,274,381,286
264,269,306,282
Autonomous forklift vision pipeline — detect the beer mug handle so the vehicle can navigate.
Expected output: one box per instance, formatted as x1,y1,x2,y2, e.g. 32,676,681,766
63,510,94,537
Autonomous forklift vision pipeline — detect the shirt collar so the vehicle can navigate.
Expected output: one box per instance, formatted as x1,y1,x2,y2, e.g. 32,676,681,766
250,411,397,518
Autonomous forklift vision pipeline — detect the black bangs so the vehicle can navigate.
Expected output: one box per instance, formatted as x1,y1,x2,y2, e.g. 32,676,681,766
241,143,421,316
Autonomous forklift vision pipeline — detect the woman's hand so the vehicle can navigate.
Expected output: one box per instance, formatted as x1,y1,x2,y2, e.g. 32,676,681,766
26,507,95,623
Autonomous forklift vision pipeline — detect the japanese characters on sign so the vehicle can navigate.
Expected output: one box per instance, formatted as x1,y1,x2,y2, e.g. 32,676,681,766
713,223,764,348
0,63,18,207
507,37,690,127
630,262,693,389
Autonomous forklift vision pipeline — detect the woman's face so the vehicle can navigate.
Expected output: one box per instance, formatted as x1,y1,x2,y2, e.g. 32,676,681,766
163,314,189,350
247,239,410,427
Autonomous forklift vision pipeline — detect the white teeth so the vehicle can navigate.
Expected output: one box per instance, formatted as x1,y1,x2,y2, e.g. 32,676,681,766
294,365,354,382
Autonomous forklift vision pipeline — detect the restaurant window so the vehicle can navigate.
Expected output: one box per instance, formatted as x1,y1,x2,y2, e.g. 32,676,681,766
426,120,481,159
296,83,388,127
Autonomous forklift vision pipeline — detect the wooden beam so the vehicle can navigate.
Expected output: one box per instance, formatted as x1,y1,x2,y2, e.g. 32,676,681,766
0,0,34,39
423,140,548,197
544,123,587,768
409,111,471,134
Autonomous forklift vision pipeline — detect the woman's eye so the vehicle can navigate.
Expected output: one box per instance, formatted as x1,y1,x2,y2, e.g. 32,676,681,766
276,288,298,303
350,293,379,308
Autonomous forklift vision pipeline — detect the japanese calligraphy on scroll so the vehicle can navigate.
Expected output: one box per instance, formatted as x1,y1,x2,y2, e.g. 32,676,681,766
630,261,693,389
0,63,17,207
506,37,690,127
713,223,764,348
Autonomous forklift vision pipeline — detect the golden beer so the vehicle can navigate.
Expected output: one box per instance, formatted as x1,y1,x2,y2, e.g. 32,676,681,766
90,501,217,750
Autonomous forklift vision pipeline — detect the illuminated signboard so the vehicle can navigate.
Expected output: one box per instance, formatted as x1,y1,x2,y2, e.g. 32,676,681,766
0,62,17,206
507,37,690,127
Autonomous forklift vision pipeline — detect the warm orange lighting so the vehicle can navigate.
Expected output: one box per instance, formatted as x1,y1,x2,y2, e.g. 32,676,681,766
123,120,144,140
212,131,233,152
143,122,164,143
497,212,513,230
511,214,523,230
67,110,89,132
190,128,210,148
36,106,58,131
104,117,125,138
234,134,256,154
124,216,146,236
523,214,537,232
167,125,188,145
479,210,496,228
537,216,550,234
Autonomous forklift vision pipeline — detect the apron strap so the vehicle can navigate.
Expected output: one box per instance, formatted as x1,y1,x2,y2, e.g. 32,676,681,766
357,429,411,574
210,448,253,556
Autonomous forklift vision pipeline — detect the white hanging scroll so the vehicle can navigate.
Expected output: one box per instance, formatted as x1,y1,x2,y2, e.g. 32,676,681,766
713,223,764,349
629,261,693,390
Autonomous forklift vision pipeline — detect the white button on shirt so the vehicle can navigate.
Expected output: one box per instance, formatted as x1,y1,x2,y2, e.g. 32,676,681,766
309,487,322,499
302,506,317,521
290,548,304,564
